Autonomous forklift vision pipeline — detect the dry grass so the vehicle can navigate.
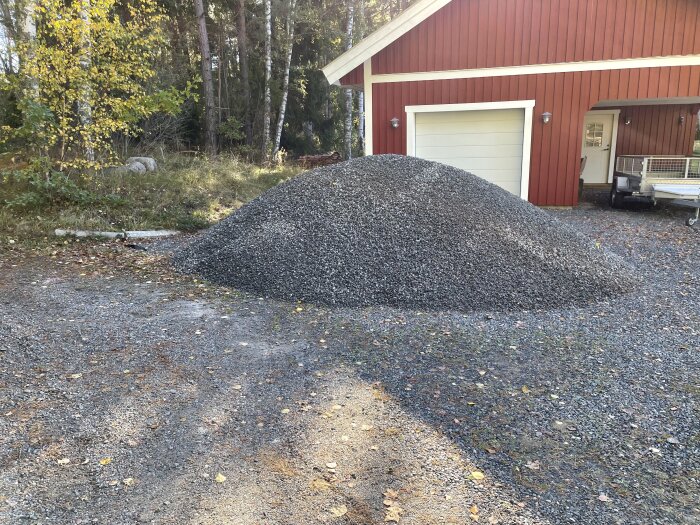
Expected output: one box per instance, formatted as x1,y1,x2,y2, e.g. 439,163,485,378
0,154,301,239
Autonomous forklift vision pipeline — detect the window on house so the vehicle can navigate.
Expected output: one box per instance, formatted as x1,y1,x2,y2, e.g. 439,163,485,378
585,122,604,147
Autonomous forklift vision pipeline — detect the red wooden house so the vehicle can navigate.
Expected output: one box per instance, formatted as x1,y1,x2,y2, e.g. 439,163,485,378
322,0,700,206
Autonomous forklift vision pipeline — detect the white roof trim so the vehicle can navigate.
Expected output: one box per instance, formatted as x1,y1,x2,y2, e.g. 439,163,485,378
322,0,453,85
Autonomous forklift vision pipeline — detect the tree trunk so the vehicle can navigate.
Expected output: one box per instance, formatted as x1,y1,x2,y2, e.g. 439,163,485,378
194,0,217,155
356,0,364,152
261,0,272,158
77,0,94,163
344,1,354,160
237,0,252,145
272,0,297,158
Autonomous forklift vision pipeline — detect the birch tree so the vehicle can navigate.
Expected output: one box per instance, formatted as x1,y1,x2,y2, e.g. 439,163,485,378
194,0,217,154
272,0,297,158
4,0,187,169
261,0,271,158
343,0,354,159
356,0,364,151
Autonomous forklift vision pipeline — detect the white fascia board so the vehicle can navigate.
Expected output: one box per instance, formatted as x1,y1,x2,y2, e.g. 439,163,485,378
372,55,700,84
322,0,453,85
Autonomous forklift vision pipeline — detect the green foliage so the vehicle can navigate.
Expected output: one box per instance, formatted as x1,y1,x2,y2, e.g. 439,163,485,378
1,158,125,210
4,0,191,171
0,154,301,237
219,116,246,143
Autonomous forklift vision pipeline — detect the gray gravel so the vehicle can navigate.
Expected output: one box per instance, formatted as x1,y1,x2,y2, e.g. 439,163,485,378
173,155,633,311
1,190,698,525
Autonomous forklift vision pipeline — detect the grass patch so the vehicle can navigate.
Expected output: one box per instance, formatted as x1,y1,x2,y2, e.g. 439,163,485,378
0,154,301,239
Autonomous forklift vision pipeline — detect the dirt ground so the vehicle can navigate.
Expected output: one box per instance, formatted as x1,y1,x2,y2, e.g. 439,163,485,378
1,193,699,525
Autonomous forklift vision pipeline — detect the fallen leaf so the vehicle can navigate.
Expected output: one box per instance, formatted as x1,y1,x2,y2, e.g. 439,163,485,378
384,505,403,522
310,478,332,492
99,457,112,466
360,424,374,431
470,471,485,480
69,373,83,379
232,384,242,390
214,472,227,483
521,385,530,394
122,477,135,486
281,408,290,414
384,488,398,499
470,505,479,515
524,461,540,470
326,462,337,469
330,504,348,517
598,494,610,502
57,458,70,465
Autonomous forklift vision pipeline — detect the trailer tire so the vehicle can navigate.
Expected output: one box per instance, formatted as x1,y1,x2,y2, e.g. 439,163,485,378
609,184,624,209
686,217,697,227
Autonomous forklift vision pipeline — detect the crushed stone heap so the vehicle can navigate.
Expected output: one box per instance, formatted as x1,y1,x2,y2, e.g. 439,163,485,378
173,155,633,311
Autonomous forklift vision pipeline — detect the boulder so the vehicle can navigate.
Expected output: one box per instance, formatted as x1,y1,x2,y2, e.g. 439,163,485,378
126,156,158,172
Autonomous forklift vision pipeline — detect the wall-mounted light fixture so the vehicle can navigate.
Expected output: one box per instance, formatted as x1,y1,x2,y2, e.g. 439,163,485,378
624,116,632,126
679,115,686,125
390,117,400,128
541,112,552,124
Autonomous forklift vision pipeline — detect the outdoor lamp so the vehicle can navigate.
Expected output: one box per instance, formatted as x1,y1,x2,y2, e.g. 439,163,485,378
679,115,686,124
390,117,400,128
624,116,632,125
541,112,552,124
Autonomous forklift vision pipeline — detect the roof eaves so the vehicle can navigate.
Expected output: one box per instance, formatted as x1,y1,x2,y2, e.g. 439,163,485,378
322,0,454,85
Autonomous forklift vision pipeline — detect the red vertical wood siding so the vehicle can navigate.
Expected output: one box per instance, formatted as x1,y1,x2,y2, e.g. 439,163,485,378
615,105,700,156
339,66,363,86
371,0,700,75
372,66,700,206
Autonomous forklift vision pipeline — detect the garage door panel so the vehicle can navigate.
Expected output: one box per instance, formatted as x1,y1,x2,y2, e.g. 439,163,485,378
416,109,524,125
413,108,525,197
433,157,522,172
415,120,524,135
416,144,524,159
413,132,524,147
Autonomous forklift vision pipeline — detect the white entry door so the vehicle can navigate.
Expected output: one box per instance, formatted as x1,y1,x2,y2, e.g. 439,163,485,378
414,108,526,196
581,112,616,184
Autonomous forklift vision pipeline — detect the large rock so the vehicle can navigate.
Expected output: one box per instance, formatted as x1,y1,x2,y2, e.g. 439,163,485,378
126,156,158,172
125,161,147,175
173,155,634,311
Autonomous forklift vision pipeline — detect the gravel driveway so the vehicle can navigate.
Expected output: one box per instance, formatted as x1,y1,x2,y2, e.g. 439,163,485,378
1,192,698,524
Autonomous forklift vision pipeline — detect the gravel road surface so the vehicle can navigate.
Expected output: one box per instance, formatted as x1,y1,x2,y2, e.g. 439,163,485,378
1,191,698,524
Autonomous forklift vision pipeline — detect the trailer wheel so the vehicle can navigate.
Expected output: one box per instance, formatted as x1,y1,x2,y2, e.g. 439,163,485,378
687,216,698,227
609,184,624,209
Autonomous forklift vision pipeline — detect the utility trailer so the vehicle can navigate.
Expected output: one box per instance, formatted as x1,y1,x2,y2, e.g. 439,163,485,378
611,155,700,226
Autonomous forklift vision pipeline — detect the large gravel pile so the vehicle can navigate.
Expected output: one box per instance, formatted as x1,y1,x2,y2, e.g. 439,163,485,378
173,155,633,310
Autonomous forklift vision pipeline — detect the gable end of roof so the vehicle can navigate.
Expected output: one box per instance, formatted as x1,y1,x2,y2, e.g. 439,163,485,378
322,0,453,85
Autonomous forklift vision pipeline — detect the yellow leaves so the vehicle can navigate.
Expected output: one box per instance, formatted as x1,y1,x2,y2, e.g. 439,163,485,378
383,489,403,522
329,504,348,517
470,471,485,480
12,0,182,168
122,477,135,487
521,385,531,394
280,408,290,414
57,458,70,465
214,472,227,483
309,478,332,492
98,457,112,466
470,505,480,521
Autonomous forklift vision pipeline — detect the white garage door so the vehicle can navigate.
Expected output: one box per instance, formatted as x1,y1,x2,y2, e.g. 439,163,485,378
414,108,525,197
